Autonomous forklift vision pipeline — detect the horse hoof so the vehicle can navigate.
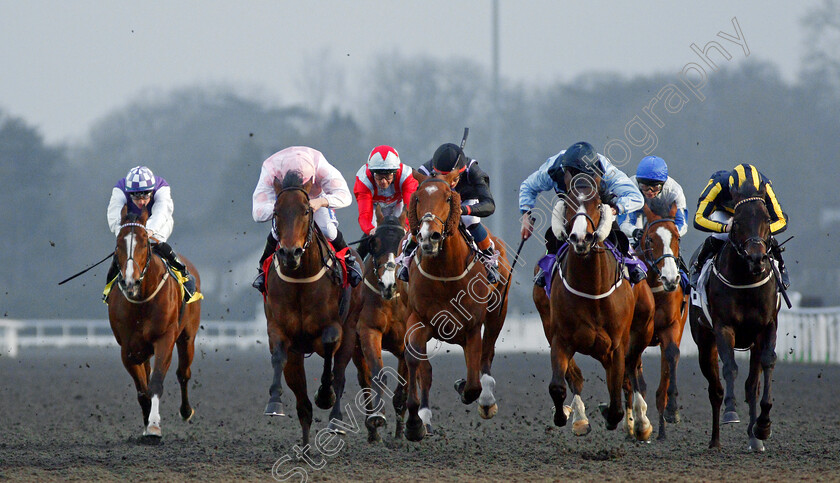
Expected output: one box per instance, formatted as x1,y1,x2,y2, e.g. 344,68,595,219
454,378,466,395
635,422,653,442
572,420,591,436
664,409,681,424
181,407,195,422
754,425,772,440
722,411,740,424
366,413,386,429
478,403,498,420
315,389,336,410
405,418,426,442
367,431,382,444
143,424,162,438
553,406,568,427
264,402,286,417
326,420,347,436
749,437,765,452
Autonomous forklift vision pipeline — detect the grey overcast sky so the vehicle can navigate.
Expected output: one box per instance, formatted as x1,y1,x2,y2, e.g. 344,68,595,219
0,1,815,143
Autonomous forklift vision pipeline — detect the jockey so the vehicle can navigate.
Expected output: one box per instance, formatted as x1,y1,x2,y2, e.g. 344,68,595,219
105,166,193,290
619,155,689,244
353,145,418,260
519,141,647,285
690,163,789,288
251,146,362,292
397,142,501,283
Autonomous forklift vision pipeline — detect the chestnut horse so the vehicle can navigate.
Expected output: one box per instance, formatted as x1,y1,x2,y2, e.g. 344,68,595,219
356,205,431,442
262,172,363,446
107,208,201,439
689,183,780,451
403,175,510,442
546,172,654,441
637,199,689,440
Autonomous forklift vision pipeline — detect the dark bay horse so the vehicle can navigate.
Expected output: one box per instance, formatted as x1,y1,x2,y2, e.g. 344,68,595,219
262,172,363,446
637,199,689,440
546,173,654,441
107,207,201,439
356,205,430,442
689,184,780,451
403,174,510,442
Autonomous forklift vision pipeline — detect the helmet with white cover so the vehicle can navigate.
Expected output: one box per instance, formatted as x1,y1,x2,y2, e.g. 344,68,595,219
367,145,401,174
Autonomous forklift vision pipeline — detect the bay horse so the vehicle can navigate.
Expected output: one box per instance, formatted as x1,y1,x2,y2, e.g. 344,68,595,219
262,172,363,447
546,172,654,441
356,205,431,442
637,199,689,440
107,207,201,439
689,183,780,451
403,173,510,442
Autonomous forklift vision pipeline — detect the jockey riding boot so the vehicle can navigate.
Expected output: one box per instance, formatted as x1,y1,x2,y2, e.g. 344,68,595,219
155,241,195,293
252,233,278,293
613,228,646,284
105,255,120,283
397,236,418,282
477,236,500,284
690,236,726,287
356,235,372,261
331,231,362,287
534,268,547,288
769,237,790,290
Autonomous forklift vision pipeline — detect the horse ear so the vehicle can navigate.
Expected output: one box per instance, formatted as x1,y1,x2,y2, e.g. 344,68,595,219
272,176,283,196
398,207,408,228
669,201,678,218
440,170,460,186
642,201,656,220
412,170,429,185
374,204,384,224
120,204,128,221
445,189,462,236
139,208,149,225
303,178,314,193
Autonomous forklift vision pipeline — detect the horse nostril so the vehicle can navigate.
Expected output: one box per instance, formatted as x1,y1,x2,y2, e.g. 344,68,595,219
584,233,594,243
430,232,442,242
293,247,303,258
569,233,579,243
277,247,287,257
378,281,385,289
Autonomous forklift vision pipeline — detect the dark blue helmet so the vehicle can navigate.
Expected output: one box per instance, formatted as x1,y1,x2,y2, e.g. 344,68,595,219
548,142,600,184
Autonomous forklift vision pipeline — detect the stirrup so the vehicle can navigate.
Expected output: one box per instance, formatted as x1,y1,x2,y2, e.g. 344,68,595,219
534,269,546,288
397,264,410,282
252,271,266,293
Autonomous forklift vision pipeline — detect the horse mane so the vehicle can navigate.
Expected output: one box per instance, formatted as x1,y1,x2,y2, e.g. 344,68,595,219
408,194,420,236
281,170,305,190
645,197,673,218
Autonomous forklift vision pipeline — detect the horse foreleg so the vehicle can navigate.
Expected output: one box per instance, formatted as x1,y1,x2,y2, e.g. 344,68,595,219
359,325,387,438
696,326,723,449
715,326,740,424
315,324,341,410
326,323,355,434
418,357,433,436
745,344,764,452
458,327,483,406
264,340,288,417
146,333,176,438
393,355,409,439
548,335,571,428
564,358,590,436
284,351,314,447
657,340,681,440
121,349,151,431
175,331,196,422
600,346,626,431
355,331,381,443
754,322,777,446
404,313,430,442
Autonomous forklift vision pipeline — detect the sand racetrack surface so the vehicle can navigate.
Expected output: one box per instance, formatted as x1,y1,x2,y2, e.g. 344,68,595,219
2,344,839,482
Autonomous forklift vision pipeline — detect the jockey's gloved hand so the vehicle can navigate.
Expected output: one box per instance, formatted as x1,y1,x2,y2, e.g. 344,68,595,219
632,229,643,244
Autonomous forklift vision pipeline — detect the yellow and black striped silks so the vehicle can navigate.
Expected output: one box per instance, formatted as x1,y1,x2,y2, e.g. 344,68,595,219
694,165,787,234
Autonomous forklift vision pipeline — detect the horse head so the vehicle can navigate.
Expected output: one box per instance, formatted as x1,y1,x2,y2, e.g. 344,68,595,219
641,198,681,292
272,171,314,271
116,206,151,298
729,183,771,277
370,205,407,300
408,175,461,257
551,171,613,255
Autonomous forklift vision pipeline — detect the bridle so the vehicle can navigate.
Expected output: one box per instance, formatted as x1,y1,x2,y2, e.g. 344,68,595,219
564,203,606,253
273,185,316,254
727,197,770,262
115,221,170,303
365,223,406,296
640,218,679,279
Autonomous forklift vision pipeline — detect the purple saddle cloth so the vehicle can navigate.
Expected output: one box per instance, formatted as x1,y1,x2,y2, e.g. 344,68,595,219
537,241,648,297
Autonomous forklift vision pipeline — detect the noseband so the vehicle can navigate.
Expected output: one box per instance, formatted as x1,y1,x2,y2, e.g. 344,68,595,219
565,204,602,251
641,218,679,278
728,197,769,261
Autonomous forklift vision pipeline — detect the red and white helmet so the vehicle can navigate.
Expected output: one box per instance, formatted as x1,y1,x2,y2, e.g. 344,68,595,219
367,145,401,173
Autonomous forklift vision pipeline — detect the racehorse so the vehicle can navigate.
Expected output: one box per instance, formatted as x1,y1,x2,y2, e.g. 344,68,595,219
356,205,431,442
689,183,780,451
107,207,201,439
262,172,363,446
546,172,654,441
403,174,510,442
637,199,689,440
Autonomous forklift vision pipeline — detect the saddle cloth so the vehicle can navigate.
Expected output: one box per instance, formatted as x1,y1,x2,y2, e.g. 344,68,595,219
102,265,203,305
